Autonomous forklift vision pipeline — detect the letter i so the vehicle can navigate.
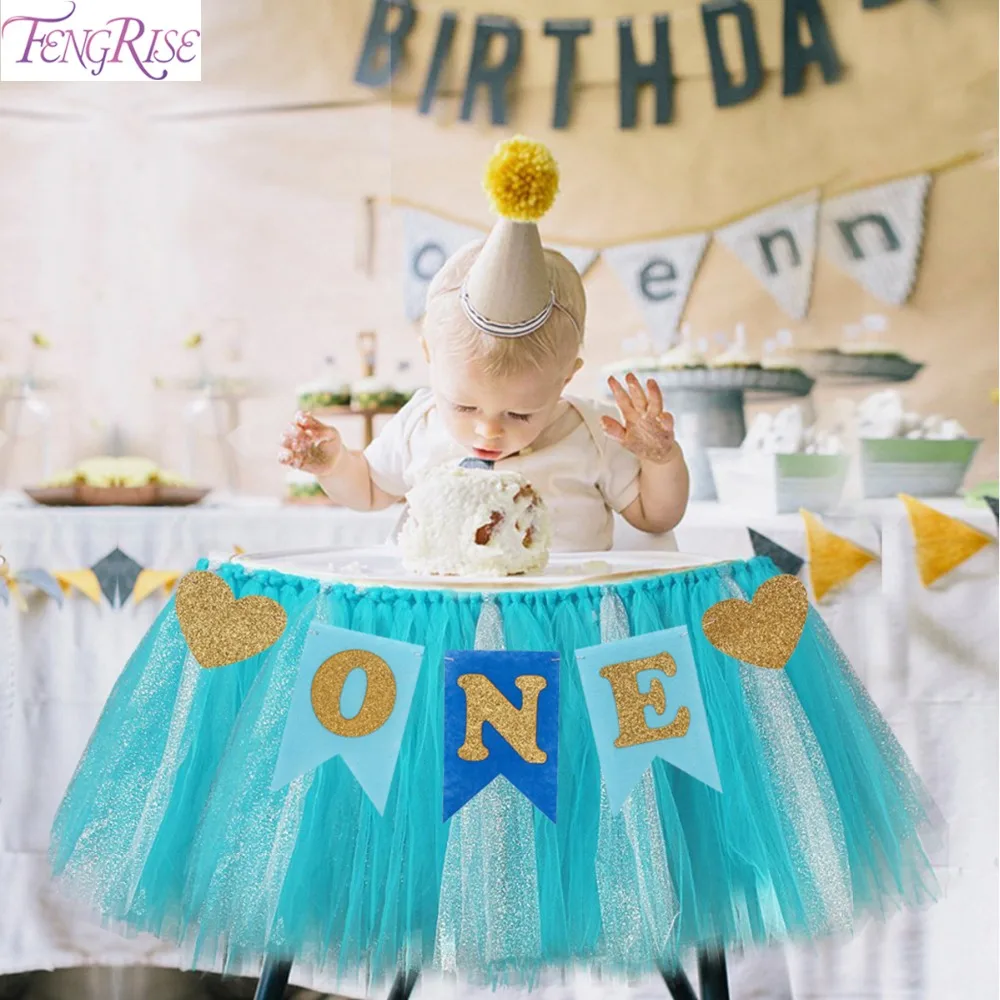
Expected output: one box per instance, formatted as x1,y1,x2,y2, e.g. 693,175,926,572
145,28,162,63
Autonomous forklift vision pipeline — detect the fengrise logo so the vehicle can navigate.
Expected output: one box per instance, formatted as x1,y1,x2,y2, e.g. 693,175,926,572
0,0,201,81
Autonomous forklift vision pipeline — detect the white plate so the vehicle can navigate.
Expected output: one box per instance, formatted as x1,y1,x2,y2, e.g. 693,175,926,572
223,546,722,592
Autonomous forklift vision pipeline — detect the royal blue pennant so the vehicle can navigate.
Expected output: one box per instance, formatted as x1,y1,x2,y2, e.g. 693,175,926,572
443,649,559,822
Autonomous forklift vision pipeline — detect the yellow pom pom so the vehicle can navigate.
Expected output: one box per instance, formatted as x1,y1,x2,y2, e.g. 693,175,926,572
483,136,559,222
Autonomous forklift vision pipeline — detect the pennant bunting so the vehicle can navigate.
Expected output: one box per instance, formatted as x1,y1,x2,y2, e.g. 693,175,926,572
402,208,484,321
603,233,710,351
272,624,424,813
575,626,720,813
132,570,181,605
443,649,560,822
16,569,64,606
53,569,103,605
988,496,999,523
91,548,143,607
820,175,931,306
899,494,994,587
800,510,878,601
747,528,805,577
715,191,819,319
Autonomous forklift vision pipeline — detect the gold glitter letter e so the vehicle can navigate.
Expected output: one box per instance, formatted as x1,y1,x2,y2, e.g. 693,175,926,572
600,653,690,748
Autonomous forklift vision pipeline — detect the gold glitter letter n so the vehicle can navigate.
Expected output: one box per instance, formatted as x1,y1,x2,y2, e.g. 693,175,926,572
456,674,548,764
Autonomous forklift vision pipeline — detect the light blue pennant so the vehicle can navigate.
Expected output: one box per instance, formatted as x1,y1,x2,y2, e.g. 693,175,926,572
575,625,721,813
17,569,64,606
271,623,424,813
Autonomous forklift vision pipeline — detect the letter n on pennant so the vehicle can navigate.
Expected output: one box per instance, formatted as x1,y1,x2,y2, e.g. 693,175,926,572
443,649,559,821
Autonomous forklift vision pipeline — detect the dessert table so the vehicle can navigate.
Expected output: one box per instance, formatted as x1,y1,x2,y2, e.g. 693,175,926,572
0,493,995,999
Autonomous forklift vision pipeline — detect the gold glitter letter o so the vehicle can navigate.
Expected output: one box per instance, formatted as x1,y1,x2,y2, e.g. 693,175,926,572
310,649,397,737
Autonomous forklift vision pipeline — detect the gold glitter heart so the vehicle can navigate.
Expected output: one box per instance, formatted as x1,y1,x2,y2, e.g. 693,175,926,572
175,571,287,669
701,575,808,670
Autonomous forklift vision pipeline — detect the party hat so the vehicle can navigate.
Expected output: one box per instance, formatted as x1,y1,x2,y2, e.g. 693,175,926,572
461,136,560,338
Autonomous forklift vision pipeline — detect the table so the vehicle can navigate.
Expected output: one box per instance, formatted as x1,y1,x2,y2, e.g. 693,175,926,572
0,495,995,999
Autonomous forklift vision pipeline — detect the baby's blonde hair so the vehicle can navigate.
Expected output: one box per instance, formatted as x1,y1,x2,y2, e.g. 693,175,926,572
423,240,586,378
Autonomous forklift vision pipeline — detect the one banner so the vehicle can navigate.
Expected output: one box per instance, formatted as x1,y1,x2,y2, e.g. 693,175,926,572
715,192,819,319
402,208,484,321
800,510,878,601
91,548,143,607
272,623,424,813
443,649,559,822
899,494,994,587
748,528,805,577
603,233,710,351
575,626,720,814
819,175,931,306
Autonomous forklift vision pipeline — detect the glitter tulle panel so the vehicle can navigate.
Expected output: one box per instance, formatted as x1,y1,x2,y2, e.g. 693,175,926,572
50,556,937,988
49,561,321,939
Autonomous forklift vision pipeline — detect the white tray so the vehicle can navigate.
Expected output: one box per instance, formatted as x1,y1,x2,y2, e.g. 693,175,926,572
223,546,722,592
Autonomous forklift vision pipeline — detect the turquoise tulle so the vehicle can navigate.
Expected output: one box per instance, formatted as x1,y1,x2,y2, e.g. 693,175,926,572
50,556,937,989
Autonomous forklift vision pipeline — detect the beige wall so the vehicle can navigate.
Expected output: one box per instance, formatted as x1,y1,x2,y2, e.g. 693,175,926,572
0,0,995,494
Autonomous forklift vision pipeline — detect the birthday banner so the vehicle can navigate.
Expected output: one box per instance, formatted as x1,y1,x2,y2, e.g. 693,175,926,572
400,173,934,336
357,0,851,131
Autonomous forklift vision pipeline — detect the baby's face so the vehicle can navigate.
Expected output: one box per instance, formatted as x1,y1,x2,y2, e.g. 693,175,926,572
431,353,572,461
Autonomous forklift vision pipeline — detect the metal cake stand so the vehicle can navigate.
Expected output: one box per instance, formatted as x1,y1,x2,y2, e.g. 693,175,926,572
790,350,923,385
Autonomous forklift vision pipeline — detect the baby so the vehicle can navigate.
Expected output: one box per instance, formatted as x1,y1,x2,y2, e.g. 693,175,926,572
279,139,689,551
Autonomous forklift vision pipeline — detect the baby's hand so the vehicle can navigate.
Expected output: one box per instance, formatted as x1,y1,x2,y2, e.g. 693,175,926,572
278,412,343,477
602,374,678,464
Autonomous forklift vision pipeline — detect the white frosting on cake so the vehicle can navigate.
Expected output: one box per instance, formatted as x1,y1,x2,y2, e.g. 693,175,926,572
711,323,756,367
400,465,551,576
658,342,706,369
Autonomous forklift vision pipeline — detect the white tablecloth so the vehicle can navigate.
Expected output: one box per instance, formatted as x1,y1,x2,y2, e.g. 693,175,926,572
0,496,995,999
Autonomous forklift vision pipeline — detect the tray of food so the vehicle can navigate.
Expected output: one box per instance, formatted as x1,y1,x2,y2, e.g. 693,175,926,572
25,457,210,507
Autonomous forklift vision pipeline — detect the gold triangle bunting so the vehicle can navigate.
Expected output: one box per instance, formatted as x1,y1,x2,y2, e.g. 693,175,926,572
132,570,181,605
800,509,878,602
899,494,995,587
53,569,103,605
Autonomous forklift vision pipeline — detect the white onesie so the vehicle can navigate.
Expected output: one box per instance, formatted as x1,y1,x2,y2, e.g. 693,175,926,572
364,389,644,551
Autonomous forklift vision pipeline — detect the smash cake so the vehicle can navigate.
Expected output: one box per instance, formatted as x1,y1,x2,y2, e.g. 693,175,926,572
399,464,551,576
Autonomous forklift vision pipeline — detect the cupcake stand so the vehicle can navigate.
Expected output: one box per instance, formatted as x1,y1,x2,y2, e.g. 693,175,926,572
49,542,935,1000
